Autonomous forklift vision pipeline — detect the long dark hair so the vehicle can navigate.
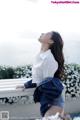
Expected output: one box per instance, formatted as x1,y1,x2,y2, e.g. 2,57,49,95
49,31,65,80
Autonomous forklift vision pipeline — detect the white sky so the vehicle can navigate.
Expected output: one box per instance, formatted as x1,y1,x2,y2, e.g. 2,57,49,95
0,0,80,66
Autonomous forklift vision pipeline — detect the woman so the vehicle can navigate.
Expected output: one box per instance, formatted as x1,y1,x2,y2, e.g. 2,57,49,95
16,31,65,118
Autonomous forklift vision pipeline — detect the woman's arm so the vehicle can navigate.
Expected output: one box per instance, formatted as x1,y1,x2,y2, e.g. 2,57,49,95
16,80,37,90
16,85,25,91
24,79,37,88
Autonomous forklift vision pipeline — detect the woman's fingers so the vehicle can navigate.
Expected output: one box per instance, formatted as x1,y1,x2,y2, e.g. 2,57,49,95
16,85,25,91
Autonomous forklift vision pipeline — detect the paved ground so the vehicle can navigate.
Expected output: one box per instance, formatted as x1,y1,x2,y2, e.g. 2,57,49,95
0,103,80,120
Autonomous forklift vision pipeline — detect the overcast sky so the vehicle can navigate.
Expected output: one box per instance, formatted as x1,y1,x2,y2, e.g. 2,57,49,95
0,0,80,66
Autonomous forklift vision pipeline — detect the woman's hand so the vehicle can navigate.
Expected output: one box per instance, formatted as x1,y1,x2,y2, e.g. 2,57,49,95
16,85,25,91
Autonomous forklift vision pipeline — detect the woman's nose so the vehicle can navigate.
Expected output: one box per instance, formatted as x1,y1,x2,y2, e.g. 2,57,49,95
40,33,43,38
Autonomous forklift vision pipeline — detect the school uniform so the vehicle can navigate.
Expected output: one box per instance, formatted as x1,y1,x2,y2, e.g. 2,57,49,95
24,49,65,117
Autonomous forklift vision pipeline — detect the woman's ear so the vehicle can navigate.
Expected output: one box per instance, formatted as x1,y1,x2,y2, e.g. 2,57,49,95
49,39,54,44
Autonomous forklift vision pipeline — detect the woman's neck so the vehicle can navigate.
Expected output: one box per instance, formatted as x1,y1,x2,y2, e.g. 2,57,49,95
40,43,49,53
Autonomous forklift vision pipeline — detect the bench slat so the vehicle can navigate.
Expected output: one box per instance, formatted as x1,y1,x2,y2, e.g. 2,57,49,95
0,78,34,98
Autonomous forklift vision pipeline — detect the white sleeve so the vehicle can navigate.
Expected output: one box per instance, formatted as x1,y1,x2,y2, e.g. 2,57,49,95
32,57,58,84
32,61,43,84
42,58,58,79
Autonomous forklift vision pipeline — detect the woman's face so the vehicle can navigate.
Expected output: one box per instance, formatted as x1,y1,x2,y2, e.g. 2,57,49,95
38,32,54,45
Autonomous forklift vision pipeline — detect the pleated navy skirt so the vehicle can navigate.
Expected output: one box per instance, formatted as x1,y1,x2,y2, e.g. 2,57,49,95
33,77,65,117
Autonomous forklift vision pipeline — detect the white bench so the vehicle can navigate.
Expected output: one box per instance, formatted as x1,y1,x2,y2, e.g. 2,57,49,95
0,78,35,98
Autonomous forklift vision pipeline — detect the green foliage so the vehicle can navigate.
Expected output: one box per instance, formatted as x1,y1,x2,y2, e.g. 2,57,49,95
0,66,15,79
0,65,32,79
0,64,80,81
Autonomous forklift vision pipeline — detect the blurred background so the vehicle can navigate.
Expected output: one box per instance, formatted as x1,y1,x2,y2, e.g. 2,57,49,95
0,0,80,66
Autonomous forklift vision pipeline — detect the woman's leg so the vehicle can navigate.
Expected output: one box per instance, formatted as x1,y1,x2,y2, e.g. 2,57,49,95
44,105,64,117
